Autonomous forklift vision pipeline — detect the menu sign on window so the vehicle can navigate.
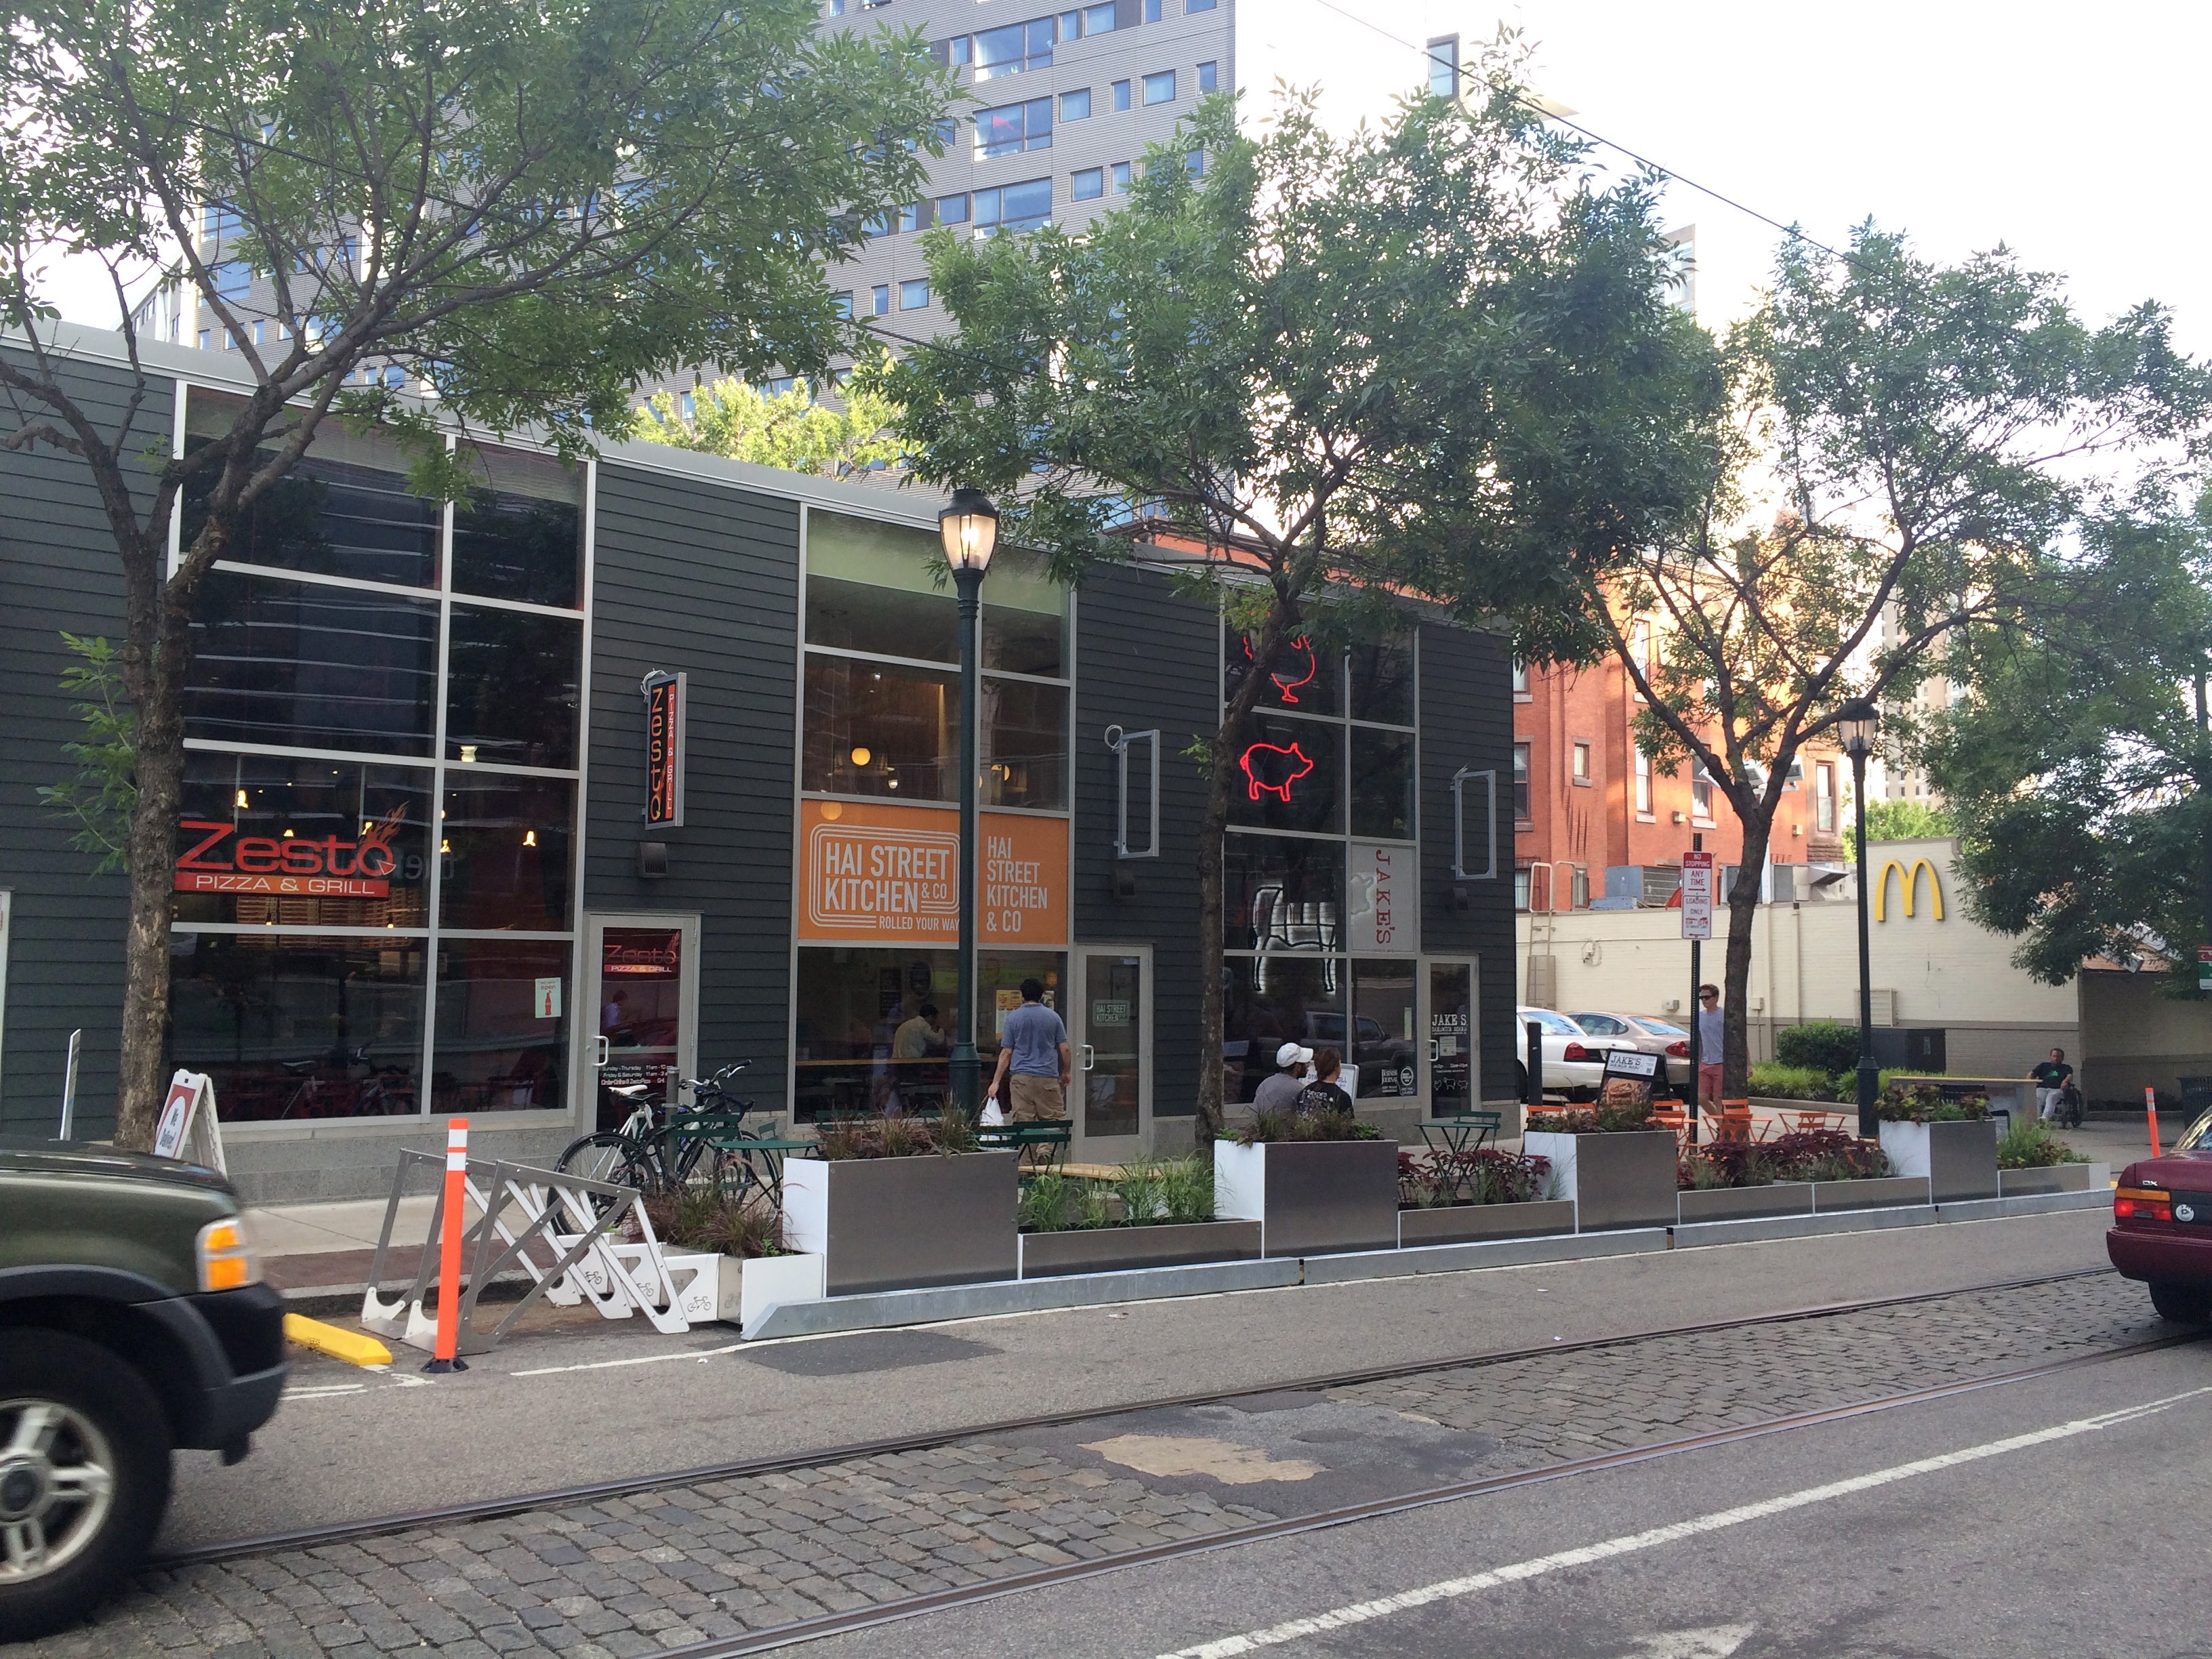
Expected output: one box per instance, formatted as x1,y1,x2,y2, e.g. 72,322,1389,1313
643,670,685,827
799,800,1067,944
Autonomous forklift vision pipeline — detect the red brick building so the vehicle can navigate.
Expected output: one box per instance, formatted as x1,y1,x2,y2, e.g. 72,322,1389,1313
1513,640,1847,912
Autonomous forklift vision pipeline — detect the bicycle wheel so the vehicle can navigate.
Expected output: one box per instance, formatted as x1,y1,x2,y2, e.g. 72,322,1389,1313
555,1131,657,1204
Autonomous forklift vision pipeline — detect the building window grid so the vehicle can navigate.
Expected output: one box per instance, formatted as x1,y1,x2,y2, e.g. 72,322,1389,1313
173,394,589,1120
1220,632,1420,983
1634,746,1653,815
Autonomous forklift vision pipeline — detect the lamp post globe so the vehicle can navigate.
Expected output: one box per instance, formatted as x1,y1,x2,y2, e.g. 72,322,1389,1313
940,488,999,1116
1837,696,1881,1136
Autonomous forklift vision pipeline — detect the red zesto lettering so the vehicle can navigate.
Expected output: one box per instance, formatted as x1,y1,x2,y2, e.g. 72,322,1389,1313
174,812,403,897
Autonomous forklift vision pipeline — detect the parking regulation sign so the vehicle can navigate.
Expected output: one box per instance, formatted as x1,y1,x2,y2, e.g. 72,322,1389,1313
1681,851,1715,941
2199,945,2211,992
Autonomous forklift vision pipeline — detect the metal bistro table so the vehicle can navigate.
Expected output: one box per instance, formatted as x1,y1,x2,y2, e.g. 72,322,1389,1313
1416,1111,1504,1201
978,1121,1073,1170
707,1130,814,1213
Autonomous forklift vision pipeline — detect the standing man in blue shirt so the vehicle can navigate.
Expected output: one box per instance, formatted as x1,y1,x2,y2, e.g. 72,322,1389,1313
988,978,1072,1122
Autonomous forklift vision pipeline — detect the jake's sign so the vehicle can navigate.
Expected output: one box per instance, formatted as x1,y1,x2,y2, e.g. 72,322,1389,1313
799,800,1066,945
1874,857,1945,922
175,808,405,897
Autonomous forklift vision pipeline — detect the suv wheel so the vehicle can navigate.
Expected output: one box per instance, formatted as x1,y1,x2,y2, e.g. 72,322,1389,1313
2148,1279,2212,1326
0,1330,173,1642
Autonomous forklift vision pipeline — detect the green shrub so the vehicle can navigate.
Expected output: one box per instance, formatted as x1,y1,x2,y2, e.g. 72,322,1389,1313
643,1186,783,1256
1776,1021,1859,1075
1747,1064,1836,1102
1155,1154,1215,1223
1019,1169,1083,1231
1233,1107,1381,1144
1996,1118,2089,1169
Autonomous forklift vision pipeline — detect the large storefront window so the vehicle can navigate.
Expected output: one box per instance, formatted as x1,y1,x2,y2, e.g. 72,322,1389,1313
792,947,1065,1122
1223,620,1419,1106
186,570,441,756
169,933,427,1120
803,655,958,800
171,390,587,1122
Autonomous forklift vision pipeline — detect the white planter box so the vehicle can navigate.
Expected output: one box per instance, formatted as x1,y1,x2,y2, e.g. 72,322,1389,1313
739,1252,825,1329
1523,1130,1678,1231
1212,1139,1401,1256
1879,1119,1999,1202
665,1252,741,1325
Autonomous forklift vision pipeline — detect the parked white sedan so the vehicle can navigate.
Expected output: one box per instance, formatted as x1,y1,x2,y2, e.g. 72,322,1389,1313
1513,1007,1612,1101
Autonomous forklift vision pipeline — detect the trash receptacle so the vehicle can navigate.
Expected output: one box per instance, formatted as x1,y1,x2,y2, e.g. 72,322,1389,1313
2179,1076,2212,1118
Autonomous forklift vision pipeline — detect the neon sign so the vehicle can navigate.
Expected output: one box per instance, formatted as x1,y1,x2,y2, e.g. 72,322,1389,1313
1238,741,1315,803
1242,634,1318,704
174,806,406,897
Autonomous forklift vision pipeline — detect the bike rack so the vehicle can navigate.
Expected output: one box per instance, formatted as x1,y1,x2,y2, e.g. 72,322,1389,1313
362,1151,691,1356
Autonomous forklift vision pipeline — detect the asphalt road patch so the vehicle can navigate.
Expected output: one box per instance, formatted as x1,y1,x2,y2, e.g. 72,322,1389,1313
737,1328,1002,1376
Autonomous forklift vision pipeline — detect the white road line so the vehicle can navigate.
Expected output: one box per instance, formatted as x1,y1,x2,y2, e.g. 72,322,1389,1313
1158,1384,2212,1659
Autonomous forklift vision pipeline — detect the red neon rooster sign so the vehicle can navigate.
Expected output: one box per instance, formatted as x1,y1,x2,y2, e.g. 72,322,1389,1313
1242,634,1319,704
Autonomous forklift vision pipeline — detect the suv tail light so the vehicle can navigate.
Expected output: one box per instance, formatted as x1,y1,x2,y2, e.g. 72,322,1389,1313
1665,1040,1689,1057
1562,1042,1591,1061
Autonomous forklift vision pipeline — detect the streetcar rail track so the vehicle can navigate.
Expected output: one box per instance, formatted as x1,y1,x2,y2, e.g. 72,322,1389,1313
152,1265,2122,1571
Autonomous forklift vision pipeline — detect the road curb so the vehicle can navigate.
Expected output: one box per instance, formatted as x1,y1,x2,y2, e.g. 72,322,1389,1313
1300,1228,1671,1284
1937,1189,2112,1221
743,1256,1303,1340
1671,1204,1940,1250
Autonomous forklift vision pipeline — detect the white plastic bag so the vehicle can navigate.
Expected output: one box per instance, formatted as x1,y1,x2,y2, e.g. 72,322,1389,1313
980,1096,1007,1126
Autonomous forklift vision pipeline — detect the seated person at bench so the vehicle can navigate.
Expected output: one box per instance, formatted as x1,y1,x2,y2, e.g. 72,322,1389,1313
987,979,1071,1123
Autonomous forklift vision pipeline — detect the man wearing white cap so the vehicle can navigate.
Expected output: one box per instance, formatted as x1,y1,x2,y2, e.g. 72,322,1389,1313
1252,1042,1313,1115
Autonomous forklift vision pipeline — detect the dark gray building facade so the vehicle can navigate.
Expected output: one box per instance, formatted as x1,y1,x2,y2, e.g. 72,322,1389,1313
0,335,1515,1200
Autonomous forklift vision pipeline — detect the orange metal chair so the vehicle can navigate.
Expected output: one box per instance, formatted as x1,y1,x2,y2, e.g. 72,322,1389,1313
1710,1100,1758,1143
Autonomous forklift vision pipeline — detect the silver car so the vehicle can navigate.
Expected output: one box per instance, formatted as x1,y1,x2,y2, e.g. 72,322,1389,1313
1566,1011,1694,1094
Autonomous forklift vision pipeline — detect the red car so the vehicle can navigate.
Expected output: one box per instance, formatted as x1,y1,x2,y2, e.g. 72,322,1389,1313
2107,1104,2212,1324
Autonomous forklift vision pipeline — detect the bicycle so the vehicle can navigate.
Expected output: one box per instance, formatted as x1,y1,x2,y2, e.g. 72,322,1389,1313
555,1061,759,1202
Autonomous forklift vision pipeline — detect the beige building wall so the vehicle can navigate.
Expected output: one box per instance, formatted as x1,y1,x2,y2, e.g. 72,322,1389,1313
2079,972,2212,1109
1517,838,2076,1076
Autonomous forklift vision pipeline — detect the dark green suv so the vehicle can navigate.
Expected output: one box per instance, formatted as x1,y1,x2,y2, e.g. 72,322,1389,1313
0,1139,288,1641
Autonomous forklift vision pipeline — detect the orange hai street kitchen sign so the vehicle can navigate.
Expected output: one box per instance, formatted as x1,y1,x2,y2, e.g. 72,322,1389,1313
175,807,406,897
800,800,1067,945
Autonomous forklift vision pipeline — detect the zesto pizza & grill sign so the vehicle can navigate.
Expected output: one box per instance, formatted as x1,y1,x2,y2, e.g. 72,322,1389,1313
173,810,406,897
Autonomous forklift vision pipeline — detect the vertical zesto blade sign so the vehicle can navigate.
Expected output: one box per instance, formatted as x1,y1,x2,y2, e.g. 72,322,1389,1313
642,670,686,828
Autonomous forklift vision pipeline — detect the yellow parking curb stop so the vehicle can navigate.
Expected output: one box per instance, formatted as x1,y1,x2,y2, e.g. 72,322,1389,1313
284,1312,393,1368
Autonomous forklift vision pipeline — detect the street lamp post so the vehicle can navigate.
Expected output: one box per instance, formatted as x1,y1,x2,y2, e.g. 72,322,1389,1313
1837,697,1880,1139
939,487,999,1118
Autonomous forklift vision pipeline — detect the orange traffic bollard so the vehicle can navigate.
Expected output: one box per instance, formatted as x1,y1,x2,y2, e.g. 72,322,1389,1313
2145,1086,2162,1160
424,1117,470,1374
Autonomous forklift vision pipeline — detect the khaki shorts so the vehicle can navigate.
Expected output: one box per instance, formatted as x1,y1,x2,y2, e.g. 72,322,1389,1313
1008,1074,1067,1122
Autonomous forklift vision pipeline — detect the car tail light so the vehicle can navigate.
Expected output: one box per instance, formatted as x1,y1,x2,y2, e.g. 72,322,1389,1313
197,1215,262,1292
2114,1187,2172,1225
1665,1041,1689,1057
1562,1042,1591,1061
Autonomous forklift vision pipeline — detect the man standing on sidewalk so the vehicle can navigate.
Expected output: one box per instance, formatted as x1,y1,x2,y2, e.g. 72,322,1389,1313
988,979,1072,1122
1696,983,1725,1111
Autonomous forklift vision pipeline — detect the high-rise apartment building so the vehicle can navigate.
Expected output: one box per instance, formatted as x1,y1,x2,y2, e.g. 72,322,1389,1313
176,1,1237,396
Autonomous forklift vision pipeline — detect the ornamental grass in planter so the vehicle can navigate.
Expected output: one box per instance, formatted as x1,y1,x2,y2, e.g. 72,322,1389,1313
641,1187,789,1324
1995,1118,2089,1170
1017,1155,1262,1276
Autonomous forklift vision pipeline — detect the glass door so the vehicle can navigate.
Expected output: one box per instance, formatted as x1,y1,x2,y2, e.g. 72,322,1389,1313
583,915,699,1130
1072,947,1149,1161
1424,958,1477,1117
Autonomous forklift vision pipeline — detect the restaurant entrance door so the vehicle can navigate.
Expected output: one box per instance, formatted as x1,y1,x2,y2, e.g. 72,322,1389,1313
1069,947,1150,1162
1422,957,1479,1115
583,914,699,1130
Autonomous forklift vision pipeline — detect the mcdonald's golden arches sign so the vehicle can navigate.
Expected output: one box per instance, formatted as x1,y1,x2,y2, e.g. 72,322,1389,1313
1874,858,1944,921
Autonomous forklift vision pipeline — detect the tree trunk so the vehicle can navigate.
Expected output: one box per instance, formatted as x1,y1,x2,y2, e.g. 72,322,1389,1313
113,588,194,1149
1193,592,1300,1141
1720,809,1776,1100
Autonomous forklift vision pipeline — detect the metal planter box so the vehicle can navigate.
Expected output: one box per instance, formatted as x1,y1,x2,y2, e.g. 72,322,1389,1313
1676,1183,1814,1225
1999,1164,2094,1197
783,1151,1019,1295
1878,1120,1999,1202
1019,1220,1263,1279
1397,1199,1577,1246
1523,1130,1679,1231
1214,1140,1401,1257
1812,1174,1931,1212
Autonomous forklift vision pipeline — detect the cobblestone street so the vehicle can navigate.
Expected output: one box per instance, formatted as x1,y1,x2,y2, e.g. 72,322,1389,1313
20,1271,2160,1659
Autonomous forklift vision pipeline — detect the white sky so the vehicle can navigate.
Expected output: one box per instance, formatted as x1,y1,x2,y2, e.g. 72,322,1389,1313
42,1,2209,365
1244,0,2212,355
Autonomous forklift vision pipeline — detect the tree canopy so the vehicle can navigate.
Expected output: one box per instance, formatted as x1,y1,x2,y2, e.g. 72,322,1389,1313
636,371,903,480
878,68,1715,1131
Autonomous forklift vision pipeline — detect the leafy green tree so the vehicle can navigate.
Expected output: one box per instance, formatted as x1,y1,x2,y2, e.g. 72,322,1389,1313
880,70,1711,1136
1846,798,1956,853
638,371,904,480
1584,228,2207,1097
35,634,138,876
0,0,949,1147
1929,499,2212,987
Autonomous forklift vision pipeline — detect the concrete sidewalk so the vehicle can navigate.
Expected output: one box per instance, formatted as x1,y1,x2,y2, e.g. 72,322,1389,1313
247,1194,441,1296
